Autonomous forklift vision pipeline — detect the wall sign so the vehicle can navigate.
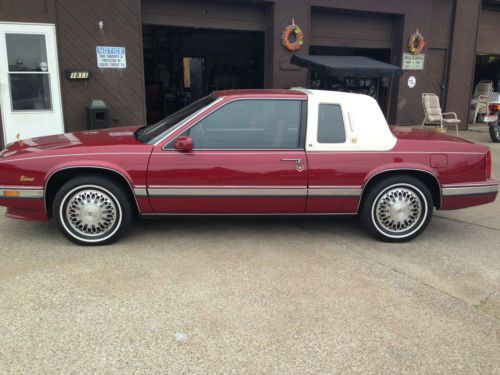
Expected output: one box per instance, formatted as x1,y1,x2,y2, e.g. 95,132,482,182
402,53,425,70
408,76,417,88
96,46,127,69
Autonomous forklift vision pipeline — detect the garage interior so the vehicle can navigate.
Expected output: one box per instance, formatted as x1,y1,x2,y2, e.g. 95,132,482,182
143,26,264,124
141,0,268,124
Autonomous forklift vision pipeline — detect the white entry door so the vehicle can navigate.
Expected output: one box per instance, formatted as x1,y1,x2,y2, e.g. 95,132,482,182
0,23,64,145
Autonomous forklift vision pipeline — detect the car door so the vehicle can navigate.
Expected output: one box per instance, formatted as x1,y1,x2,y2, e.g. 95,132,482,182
147,98,308,214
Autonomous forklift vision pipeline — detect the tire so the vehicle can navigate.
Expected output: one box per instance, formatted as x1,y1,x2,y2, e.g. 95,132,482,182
489,122,500,143
360,175,433,242
53,175,134,246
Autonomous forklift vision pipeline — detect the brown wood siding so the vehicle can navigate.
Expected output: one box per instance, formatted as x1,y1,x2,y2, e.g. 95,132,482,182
477,9,500,55
142,0,266,31
0,0,55,23
424,48,448,102
446,0,482,128
55,0,146,133
429,0,454,49
269,0,310,89
310,8,393,49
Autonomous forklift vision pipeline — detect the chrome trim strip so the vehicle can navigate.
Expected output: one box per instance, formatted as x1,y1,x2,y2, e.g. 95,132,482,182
146,186,363,198
0,188,44,198
133,188,148,197
148,187,307,197
140,213,357,217
308,188,362,197
442,184,499,197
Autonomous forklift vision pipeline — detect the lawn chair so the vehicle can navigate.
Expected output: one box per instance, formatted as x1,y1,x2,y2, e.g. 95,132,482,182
420,93,460,136
470,80,493,125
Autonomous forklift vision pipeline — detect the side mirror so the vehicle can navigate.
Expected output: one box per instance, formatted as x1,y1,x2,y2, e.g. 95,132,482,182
174,135,193,152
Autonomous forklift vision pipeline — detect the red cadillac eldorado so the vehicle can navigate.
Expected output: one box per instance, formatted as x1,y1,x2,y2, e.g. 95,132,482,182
0,89,498,245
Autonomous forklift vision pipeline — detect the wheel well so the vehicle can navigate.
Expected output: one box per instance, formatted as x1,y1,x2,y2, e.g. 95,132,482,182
361,170,442,209
45,168,139,218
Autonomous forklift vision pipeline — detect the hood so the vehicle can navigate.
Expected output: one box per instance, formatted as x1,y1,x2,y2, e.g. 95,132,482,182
1,126,143,157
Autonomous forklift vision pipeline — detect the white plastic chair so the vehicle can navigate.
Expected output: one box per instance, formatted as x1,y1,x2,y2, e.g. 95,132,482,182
470,80,493,125
420,93,460,136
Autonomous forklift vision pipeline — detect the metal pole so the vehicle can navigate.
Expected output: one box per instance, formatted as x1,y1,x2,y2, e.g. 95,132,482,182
386,55,397,124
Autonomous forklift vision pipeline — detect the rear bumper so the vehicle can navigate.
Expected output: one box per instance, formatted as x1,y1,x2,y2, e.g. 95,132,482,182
440,180,499,210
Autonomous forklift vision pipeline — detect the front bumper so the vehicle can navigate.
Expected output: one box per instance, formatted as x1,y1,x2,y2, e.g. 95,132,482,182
0,186,47,221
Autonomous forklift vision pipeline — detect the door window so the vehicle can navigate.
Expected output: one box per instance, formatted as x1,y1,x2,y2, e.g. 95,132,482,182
6,34,52,111
176,99,302,149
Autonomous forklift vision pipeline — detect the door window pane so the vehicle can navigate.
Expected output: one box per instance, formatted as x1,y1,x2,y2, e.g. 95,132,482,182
185,100,302,149
9,74,52,111
318,104,346,143
6,34,48,72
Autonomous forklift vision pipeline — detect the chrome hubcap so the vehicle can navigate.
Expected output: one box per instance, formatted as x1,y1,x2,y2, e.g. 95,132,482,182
65,189,117,237
375,187,422,233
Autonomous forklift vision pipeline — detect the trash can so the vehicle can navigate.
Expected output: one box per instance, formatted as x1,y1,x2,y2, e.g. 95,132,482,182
87,100,109,130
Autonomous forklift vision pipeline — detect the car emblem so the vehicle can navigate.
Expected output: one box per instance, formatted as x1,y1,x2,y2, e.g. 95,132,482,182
19,176,35,182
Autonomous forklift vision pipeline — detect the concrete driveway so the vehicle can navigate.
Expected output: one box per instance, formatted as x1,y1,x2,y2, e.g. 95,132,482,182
0,131,499,374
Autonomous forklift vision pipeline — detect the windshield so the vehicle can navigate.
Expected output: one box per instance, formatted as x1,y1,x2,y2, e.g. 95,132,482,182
135,95,218,144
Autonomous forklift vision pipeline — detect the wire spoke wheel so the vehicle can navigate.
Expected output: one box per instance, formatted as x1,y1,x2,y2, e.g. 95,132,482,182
64,189,118,238
375,187,423,234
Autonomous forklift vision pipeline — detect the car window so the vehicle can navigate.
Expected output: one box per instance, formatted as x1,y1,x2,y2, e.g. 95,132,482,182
172,99,302,150
317,104,346,144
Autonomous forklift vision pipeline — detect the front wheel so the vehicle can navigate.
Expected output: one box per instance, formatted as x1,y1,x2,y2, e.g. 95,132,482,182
360,176,433,242
53,176,134,246
489,122,500,143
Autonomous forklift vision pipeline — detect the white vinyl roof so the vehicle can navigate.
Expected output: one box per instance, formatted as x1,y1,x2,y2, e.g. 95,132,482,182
292,89,397,152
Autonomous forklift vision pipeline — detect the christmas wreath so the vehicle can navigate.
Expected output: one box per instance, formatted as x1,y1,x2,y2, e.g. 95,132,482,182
408,29,425,55
282,20,304,52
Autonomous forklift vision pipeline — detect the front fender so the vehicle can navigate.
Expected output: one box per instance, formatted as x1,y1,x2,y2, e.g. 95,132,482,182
44,160,135,189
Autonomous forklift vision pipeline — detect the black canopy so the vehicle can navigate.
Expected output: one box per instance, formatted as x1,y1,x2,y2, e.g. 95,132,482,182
291,55,403,78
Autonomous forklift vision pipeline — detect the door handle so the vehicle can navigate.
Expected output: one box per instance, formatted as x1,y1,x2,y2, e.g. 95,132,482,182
280,158,302,164
281,158,304,172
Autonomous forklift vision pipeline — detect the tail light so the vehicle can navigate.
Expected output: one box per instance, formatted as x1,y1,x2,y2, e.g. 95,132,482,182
489,103,500,112
486,150,492,180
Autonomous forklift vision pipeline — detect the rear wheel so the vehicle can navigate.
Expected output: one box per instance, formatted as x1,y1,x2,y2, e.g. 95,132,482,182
489,121,500,143
53,175,133,246
361,175,433,242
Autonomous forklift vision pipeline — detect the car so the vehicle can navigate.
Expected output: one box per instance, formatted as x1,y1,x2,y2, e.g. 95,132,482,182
0,89,498,246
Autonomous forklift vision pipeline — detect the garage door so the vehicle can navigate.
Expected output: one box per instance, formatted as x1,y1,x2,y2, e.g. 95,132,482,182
142,0,266,31
310,8,393,49
476,9,500,55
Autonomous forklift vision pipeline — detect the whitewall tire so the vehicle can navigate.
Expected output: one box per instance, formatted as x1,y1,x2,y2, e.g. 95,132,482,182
361,176,433,242
53,176,133,246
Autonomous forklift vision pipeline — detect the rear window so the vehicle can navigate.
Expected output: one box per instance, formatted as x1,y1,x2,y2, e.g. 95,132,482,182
317,104,346,143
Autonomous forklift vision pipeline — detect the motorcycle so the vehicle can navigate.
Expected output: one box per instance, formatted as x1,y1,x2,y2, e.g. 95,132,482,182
486,102,500,143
